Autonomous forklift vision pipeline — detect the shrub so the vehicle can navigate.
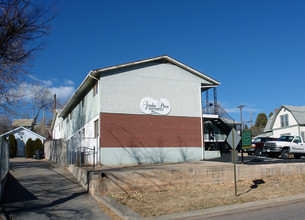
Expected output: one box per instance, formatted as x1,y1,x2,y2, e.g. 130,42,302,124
9,134,17,158
33,138,42,151
25,138,34,158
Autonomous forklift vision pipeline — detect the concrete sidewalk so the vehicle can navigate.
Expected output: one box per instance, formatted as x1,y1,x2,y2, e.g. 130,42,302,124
0,158,111,220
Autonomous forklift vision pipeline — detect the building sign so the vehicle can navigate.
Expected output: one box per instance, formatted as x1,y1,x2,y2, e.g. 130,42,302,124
140,97,171,115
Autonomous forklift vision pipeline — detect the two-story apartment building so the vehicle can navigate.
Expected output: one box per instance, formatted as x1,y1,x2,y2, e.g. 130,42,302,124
51,55,222,165
264,105,305,140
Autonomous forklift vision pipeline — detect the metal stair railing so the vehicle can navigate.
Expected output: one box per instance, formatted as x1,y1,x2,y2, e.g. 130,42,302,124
203,104,240,131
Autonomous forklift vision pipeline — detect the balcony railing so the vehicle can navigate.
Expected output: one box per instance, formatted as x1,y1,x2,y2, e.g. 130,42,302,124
203,103,241,130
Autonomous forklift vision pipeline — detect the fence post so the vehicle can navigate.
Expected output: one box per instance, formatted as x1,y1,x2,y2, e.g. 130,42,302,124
79,148,81,168
93,146,95,170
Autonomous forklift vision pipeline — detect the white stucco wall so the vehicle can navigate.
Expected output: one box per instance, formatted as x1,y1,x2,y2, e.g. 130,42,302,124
100,63,212,117
64,85,99,138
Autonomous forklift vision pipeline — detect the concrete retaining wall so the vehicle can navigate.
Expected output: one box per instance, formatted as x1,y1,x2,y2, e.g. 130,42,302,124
66,162,305,196
44,139,66,166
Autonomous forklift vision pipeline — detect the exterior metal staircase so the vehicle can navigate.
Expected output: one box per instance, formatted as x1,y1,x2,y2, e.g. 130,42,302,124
210,118,231,135
203,104,239,135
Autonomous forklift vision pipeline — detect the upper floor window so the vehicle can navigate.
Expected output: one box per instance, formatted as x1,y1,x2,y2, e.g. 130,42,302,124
280,114,289,127
82,98,85,108
93,82,98,97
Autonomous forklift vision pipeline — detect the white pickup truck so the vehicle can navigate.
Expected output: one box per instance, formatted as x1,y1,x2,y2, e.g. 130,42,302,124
263,135,305,159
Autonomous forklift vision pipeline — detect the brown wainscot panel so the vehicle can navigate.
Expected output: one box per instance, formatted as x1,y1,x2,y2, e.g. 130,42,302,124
100,113,202,148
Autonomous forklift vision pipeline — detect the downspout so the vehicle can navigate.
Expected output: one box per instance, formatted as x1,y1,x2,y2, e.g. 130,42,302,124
200,86,205,160
89,71,101,166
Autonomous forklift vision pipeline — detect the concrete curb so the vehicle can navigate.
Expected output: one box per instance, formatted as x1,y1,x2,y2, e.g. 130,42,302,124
94,193,305,220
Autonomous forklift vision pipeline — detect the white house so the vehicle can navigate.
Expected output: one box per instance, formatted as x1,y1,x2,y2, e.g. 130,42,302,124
51,109,63,139
51,55,225,165
0,126,46,157
264,105,305,140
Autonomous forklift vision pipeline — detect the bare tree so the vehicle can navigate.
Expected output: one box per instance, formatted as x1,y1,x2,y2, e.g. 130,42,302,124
29,85,53,130
0,0,55,114
0,116,11,134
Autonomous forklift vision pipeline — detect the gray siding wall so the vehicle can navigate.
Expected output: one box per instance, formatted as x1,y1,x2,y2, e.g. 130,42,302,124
64,86,99,138
100,63,213,117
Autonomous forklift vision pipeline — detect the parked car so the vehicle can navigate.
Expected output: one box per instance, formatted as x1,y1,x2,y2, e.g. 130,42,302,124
246,137,277,156
263,135,305,159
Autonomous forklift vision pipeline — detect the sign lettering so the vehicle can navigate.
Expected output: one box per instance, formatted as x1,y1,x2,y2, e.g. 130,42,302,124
140,97,171,115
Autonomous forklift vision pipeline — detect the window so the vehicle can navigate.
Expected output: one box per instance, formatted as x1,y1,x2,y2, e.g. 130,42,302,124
83,128,85,137
294,136,302,144
280,114,289,127
94,119,99,138
82,98,85,108
93,82,98,97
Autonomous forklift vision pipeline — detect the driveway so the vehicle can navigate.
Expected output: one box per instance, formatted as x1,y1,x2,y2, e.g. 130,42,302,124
1,158,111,220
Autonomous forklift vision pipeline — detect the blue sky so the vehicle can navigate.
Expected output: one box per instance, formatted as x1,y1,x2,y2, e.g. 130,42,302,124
29,0,305,125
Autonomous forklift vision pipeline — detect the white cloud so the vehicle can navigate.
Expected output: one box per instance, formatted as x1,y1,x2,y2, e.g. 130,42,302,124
64,79,75,86
16,78,76,103
28,74,53,87
17,83,46,101
50,86,75,101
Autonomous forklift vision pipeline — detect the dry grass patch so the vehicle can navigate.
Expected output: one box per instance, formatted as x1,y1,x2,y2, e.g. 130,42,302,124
109,174,305,217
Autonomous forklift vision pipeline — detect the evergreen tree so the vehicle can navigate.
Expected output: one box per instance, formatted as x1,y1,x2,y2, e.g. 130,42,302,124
269,112,274,118
33,139,42,151
9,134,17,158
244,124,249,131
254,113,268,128
25,138,34,158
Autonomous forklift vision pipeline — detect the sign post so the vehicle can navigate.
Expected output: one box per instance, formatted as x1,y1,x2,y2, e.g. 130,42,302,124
227,128,241,196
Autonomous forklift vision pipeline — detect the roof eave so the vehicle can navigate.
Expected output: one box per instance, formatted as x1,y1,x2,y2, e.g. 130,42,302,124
59,55,220,118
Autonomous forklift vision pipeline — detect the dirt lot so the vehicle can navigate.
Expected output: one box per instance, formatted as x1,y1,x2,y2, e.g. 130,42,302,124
109,174,305,217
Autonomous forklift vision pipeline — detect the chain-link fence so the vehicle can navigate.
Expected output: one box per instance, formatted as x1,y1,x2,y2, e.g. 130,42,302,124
66,137,99,169
0,138,9,200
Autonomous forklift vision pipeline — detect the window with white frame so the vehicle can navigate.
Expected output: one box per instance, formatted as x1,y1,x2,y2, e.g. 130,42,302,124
280,114,289,127
93,81,98,97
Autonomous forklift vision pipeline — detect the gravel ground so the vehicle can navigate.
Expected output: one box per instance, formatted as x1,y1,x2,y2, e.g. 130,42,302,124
109,174,305,217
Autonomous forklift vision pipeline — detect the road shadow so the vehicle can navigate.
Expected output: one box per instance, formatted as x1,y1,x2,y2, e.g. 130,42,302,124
1,172,37,204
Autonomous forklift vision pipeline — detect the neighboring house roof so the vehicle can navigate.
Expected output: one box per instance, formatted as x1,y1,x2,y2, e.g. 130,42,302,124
283,105,305,125
12,119,33,127
59,55,220,118
0,126,46,140
264,113,275,132
264,105,305,133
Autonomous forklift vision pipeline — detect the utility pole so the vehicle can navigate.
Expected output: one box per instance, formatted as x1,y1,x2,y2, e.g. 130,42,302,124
237,105,246,164
237,105,246,131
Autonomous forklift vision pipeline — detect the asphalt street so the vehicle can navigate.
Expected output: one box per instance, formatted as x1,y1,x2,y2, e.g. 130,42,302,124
188,199,305,220
1,158,111,220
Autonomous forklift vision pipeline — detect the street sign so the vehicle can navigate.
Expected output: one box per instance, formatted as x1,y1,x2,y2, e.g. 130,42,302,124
242,131,251,146
227,128,241,149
